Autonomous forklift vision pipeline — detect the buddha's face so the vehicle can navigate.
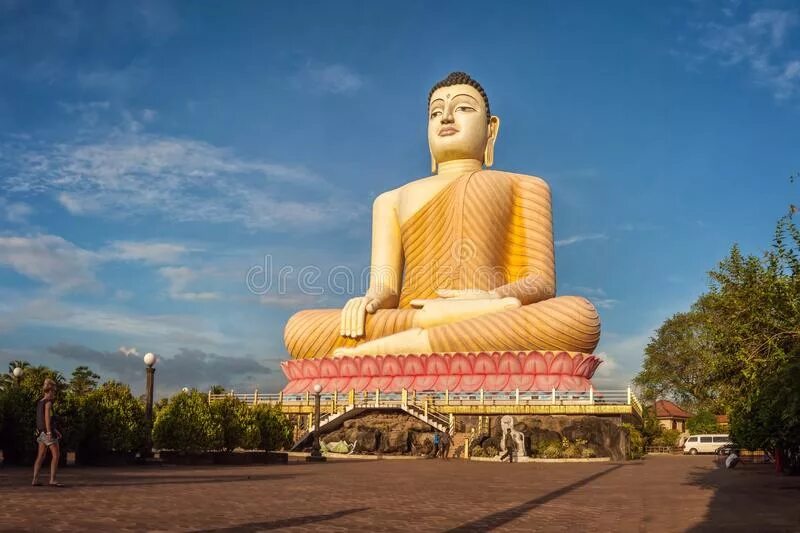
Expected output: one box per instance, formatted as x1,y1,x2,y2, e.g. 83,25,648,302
428,84,498,167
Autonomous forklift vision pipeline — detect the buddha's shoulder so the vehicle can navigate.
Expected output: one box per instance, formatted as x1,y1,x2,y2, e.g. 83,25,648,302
477,169,550,189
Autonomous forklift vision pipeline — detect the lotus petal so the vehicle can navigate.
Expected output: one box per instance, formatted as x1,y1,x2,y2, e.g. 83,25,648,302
338,357,361,377
412,375,437,391
320,358,339,378
522,352,548,374
425,354,449,375
508,374,536,391
533,374,560,391
574,356,594,377
570,354,585,374
348,376,372,392
312,378,331,392
387,375,415,391
458,374,484,392
370,375,393,391
329,377,351,392
484,374,510,390
380,355,402,376
473,353,497,374
360,356,381,376
433,374,461,391
558,375,586,391
282,378,309,395
449,353,471,375
401,355,425,376
281,361,295,380
498,352,522,374
300,360,320,379
550,352,574,374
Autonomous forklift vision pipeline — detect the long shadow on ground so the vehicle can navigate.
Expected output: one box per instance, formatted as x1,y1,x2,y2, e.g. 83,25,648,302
685,461,800,532
195,508,370,532
446,464,624,532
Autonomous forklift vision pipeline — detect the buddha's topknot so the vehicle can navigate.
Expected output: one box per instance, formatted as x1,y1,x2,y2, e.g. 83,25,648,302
428,71,490,119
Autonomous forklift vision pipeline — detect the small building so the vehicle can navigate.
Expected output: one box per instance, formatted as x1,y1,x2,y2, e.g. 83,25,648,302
655,400,691,433
715,414,729,431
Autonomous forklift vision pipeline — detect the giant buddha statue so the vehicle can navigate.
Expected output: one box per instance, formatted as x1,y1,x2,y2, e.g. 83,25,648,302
281,72,602,394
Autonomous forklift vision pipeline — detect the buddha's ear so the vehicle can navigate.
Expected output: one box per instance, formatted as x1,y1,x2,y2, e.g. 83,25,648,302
484,116,500,168
430,147,437,174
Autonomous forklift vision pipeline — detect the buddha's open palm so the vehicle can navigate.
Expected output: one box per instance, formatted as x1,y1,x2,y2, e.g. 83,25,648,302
340,293,394,338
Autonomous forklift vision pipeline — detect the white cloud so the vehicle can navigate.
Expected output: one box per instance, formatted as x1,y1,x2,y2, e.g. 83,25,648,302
593,329,656,388
105,241,191,265
298,63,364,94
696,9,800,100
0,198,33,223
2,132,365,230
555,233,608,247
592,298,619,310
159,266,222,301
0,234,97,291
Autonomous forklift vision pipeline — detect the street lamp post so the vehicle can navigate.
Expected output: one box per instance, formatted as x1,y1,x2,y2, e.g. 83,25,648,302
143,353,157,458
12,366,23,386
306,383,326,462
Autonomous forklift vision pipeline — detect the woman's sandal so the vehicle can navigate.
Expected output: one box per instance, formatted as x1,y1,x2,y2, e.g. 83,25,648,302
49,482,65,488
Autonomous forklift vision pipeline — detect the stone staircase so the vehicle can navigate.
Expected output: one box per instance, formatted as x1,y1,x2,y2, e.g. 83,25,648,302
290,401,454,452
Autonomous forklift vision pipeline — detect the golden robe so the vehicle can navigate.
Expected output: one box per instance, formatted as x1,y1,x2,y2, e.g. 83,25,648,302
284,171,601,359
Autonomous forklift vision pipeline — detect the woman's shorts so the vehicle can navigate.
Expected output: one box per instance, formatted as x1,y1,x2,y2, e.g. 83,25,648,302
36,432,59,447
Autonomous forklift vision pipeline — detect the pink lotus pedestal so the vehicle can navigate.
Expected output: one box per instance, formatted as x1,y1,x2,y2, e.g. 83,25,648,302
280,351,602,394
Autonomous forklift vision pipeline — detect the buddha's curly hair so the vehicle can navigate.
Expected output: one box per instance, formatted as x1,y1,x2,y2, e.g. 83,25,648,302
428,71,490,119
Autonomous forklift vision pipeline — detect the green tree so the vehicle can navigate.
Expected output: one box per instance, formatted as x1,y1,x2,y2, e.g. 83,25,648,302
252,404,293,451
634,311,719,410
152,390,222,453
687,409,720,435
80,381,147,458
69,366,100,397
210,396,260,451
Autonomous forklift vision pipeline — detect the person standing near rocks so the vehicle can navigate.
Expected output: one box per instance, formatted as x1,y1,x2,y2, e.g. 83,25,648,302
500,428,516,463
439,431,451,460
431,431,440,458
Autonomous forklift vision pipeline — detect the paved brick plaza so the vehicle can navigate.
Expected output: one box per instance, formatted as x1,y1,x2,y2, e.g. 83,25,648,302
2,455,798,532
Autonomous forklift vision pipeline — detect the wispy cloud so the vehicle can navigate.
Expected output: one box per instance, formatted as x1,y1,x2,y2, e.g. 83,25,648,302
105,241,192,265
2,131,365,231
0,197,33,224
0,234,97,291
159,266,222,302
555,233,608,247
690,8,800,100
296,63,365,94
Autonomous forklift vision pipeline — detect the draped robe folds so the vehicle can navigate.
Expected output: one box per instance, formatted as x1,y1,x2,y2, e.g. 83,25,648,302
284,170,601,359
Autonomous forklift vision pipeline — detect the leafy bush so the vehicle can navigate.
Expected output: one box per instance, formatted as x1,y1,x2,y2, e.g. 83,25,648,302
581,447,596,458
470,445,485,457
153,391,222,453
211,396,260,451
622,423,644,459
484,445,498,457
0,386,38,464
652,429,682,447
252,404,292,451
540,442,562,458
80,381,147,457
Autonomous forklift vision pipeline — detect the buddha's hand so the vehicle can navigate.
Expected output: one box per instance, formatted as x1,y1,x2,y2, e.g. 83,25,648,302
339,292,395,338
410,296,521,329
435,289,500,300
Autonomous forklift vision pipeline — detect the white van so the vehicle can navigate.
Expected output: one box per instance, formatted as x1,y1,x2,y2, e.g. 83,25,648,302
683,434,731,455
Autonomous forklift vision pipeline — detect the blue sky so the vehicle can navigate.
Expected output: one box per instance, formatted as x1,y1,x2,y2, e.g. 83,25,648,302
1,1,798,396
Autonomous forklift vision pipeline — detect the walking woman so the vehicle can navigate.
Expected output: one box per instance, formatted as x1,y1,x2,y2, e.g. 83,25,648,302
31,378,63,487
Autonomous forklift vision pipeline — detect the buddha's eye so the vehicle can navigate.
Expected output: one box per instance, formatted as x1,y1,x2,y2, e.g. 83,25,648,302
455,105,475,112
430,110,443,119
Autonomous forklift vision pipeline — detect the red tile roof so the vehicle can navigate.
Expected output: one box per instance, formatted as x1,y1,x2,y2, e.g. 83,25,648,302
655,400,692,419
715,414,729,424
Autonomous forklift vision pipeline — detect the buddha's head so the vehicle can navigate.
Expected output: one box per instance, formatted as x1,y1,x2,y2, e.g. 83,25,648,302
428,71,500,173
